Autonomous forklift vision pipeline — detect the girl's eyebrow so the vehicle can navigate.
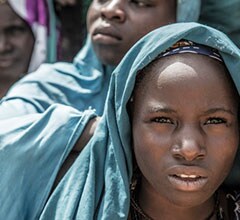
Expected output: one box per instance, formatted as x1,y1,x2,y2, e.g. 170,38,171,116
147,106,235,115
147,105,177,114
203,108,235,116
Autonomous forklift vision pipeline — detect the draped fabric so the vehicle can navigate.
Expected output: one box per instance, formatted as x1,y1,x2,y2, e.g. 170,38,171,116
0,37,115,118
0,105,96,219
7,0,59,72
177,0,201,22
0,22,239,219
199,0,240,48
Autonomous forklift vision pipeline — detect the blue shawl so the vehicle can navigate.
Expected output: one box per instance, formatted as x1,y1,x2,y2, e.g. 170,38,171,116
0,22,239,219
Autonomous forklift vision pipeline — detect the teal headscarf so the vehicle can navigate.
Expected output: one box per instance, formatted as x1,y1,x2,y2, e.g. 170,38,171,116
1,22,239,219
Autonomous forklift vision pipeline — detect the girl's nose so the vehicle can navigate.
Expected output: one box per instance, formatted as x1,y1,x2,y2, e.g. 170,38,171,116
171,126,206,161
100,0,126,23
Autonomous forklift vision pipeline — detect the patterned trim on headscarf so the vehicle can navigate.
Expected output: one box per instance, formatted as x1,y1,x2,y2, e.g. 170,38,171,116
159,40,223,63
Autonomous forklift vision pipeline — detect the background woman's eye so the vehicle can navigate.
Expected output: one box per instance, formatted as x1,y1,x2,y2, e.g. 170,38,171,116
152,117,173,124
6,26,28,36
204,117,227,125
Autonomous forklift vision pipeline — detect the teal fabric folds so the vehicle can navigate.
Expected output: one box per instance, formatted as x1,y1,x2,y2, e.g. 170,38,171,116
199,0,240,48
0,37,115,118
177,0,201,22
1,23,238,219
0,105,96,219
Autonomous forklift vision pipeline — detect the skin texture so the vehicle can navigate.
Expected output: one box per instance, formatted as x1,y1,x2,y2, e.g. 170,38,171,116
0,3,34,97
131,54,239,220
87,0,176,65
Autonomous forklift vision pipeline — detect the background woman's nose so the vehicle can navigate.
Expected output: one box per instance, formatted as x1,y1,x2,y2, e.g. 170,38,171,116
100,0,126,23
0,33,11,53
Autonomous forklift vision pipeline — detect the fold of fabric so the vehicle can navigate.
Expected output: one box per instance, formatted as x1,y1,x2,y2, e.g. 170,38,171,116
0,105,96,219
177,0,201,22
199,0,240,48
0,37,115,118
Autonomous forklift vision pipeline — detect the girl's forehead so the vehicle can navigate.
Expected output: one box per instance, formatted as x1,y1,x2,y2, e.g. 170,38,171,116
134,52,232,99
133,55,238,115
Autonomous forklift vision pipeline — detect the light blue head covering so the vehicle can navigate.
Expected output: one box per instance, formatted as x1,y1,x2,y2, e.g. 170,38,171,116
39,23,240,219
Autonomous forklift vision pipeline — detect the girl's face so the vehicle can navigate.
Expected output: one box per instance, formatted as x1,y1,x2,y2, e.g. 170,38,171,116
87,0,176,65
131,54,239,211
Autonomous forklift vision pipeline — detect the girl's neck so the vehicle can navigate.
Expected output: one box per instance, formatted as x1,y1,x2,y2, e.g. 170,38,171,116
135,177,216,220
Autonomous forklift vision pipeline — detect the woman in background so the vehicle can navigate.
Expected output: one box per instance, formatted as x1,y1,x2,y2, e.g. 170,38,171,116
0,0,59,97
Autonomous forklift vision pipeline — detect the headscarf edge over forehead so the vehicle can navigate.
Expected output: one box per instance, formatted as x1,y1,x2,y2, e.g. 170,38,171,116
41,23,240,219
114,22,240,117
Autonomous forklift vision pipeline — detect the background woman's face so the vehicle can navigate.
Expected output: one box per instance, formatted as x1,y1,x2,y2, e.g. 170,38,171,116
0,3,34,77
131,54,239,209
87,0,176,65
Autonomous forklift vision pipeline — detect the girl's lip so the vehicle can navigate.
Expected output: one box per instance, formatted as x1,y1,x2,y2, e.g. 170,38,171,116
167,165,209,192
168,175,208,192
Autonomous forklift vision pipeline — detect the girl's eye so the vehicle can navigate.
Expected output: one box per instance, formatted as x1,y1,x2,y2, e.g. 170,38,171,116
204,117,227,125
152,117,173,124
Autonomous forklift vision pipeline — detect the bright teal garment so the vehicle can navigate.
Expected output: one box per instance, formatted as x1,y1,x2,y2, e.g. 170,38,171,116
0,22,239,219
199,0,240,48
0,37,115,117
1,0,240,119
